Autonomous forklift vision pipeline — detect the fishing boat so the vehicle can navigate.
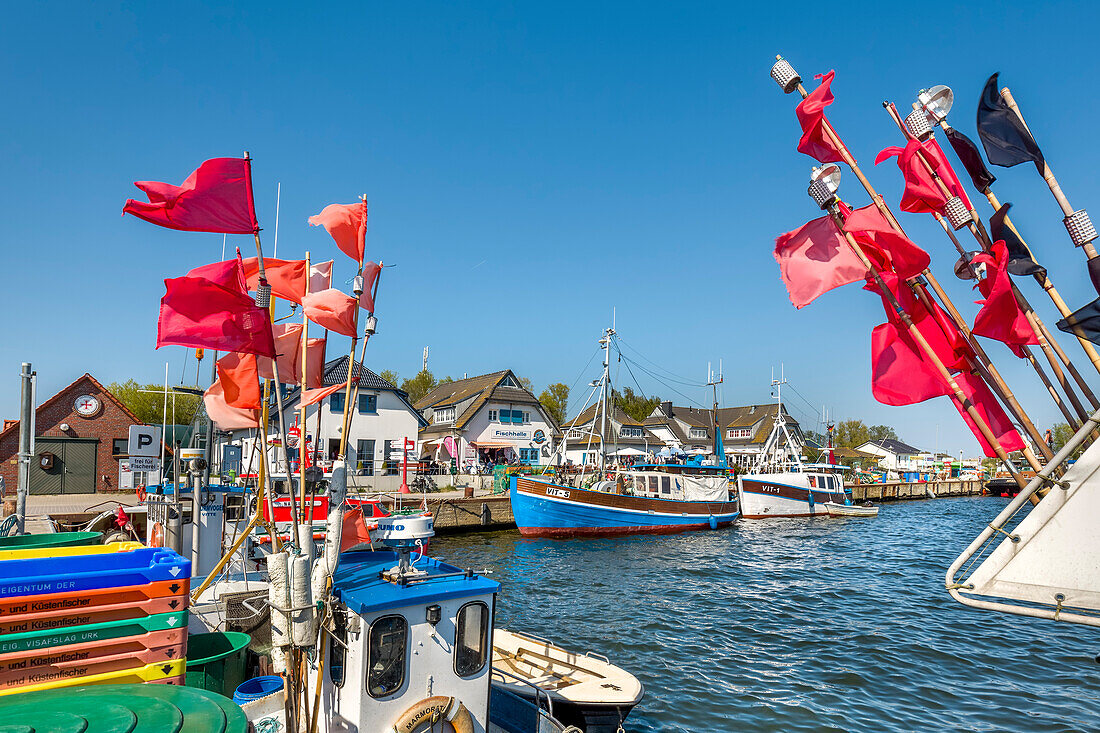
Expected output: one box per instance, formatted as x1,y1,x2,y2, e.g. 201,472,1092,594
736,376,872,519
510,326,740,538
492,628,643,733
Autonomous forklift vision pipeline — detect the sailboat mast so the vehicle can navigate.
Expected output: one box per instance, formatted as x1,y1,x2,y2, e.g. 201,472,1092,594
598,327,611,474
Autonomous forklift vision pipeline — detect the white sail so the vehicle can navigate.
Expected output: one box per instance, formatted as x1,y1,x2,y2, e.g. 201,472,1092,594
951,419,1100,625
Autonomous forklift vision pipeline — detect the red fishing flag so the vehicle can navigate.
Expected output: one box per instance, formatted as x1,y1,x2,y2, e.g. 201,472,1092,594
204,379,260,430
795,71,844,164
950,371,1026,457
216,352,262,409
123,157,258,234
157,256,276,357
358,261,382,312
844,204,930,279
865,270,973,372
869,321,953,406
308,200,367,263
238,257,335,304
875,139,971,214
970,240,1040,357
302,288,359,337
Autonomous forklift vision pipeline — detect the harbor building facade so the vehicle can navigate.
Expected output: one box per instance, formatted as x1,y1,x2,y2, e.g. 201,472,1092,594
856,438,923,478
221,357,427,477
561,403,664,465
644,401,805,468
0,373,150,495
415,370,556,471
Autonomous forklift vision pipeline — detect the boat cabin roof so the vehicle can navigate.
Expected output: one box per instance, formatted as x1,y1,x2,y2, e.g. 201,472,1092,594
332,551,500,616
803,463,850,472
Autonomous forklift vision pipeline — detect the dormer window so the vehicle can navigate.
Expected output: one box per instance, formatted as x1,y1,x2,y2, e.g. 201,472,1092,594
689,428,707,439
620,426,643,438
727,428,752,439
488,409,498,422
434,406,456,424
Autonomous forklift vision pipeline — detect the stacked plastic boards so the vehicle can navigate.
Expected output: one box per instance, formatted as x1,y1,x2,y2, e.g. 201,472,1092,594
0,542,190,695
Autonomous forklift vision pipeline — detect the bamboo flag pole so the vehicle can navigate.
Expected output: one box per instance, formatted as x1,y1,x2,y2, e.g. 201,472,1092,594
822,204,1030,492
999,87,1100,261
336,195,369,460
883,103,1099,420
345,263,383,457
299,251,311,524
773,60,1052,467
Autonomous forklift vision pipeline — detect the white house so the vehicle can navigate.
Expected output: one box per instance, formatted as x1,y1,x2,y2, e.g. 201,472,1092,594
560,403,664,466
644,401,804,469
224,356,427,478
856,438,923,477
415,370,556,471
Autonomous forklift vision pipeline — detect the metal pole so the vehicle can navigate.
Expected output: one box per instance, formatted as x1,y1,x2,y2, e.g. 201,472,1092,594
15,363,33,535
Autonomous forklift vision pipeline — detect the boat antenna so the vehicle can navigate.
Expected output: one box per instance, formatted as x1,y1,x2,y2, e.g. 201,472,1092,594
707,362,726,468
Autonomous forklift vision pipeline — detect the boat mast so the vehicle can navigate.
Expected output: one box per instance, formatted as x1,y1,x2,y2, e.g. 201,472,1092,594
708,361,726,468
598,325,613,474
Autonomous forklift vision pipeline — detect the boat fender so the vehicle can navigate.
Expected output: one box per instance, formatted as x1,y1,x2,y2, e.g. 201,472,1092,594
389,696,473,733
149,521,164,548
136,486,147,503
708,515,718,530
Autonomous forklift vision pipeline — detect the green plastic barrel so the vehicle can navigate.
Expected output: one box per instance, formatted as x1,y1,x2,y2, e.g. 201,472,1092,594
0,531,102,549
185,631,251,698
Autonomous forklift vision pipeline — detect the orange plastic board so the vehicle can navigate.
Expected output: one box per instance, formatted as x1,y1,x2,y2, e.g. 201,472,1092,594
0,578,188,621
0,626,185,671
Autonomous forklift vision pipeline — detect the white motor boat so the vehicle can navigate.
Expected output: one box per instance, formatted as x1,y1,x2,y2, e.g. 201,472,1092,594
824,502,880,517
491,628,644,733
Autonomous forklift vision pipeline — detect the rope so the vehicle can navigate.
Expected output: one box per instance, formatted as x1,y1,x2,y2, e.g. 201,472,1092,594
987,523,1021,543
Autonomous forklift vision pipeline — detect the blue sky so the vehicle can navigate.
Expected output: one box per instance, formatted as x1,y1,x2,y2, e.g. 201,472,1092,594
3,1,1100,456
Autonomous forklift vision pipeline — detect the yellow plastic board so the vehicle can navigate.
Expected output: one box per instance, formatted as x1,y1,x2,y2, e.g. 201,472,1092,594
0,542,144,561
0,657,185,696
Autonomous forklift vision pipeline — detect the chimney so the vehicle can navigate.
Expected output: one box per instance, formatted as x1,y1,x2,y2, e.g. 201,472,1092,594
660,401,673,418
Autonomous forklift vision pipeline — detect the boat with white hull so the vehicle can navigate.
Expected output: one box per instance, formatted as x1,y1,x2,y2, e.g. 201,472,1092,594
739,468,850,519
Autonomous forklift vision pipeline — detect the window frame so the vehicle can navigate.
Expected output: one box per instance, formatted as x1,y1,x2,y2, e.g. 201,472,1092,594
330,392,346,414
488,409,498,422
453,601,491,678
358,393,378,414
112,438,128,456
365,614,408,698
329,607,348,688
689,427,707,440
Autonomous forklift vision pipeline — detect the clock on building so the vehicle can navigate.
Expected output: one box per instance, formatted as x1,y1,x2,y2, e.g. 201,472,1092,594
74,394,101,417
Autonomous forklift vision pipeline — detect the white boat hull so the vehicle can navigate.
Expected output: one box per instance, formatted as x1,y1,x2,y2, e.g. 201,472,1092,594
738,474,848,519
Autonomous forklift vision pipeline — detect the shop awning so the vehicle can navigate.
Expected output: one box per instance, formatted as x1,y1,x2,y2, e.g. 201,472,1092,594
472,441,513,448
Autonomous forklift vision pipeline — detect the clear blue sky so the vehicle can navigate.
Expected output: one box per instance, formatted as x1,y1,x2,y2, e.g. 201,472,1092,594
3,1,1100,456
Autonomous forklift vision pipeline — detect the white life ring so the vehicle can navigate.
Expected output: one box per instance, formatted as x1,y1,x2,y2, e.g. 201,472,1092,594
389,696,473,733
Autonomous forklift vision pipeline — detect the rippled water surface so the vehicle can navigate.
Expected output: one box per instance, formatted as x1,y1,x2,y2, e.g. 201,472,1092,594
433,497,1100,732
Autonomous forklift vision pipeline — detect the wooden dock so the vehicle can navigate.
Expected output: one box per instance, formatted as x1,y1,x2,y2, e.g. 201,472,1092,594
851,479,984,502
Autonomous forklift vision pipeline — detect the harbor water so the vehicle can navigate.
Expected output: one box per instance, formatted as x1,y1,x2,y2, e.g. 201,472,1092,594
433,497,1100,732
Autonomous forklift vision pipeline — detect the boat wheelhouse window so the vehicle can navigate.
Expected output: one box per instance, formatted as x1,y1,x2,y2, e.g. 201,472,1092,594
329,607,347,688
635,477,645,492
808,476,817,488
648,476,658,492
454,602,490,678
366,614,408,697
661,476,671,494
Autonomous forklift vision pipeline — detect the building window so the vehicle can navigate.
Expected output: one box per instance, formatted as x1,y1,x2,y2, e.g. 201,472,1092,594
356,439,375,476
567,428,586,439
329,607,347,688
366,615,407,697
524,412,530,422
358,394,377,414
727,428,751,439
488,409,497,421
689,428,707,439
330,392,345,413
112,439,128,456
519,448,539,464
620,427,643,438
434,406,456,424
454,602,490,678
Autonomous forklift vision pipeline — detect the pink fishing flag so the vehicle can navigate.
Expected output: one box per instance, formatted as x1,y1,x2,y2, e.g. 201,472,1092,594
257,324,327,388
774,213,866,309
795,71,844,164
950,371,1026,457
123,157,258,234
359,261,382,312
308,200,367,263
302,288,359,337
971,240,1039,357
216,352,262,409
204,379,260,430
157,257,276,357
301,383,345,407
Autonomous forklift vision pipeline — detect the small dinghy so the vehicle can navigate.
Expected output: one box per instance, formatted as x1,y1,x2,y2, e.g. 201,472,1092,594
825,502,879,517
492,628,644,733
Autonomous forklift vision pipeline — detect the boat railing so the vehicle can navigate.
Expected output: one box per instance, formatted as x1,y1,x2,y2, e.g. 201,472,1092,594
491,666,557,717
583,650,610,664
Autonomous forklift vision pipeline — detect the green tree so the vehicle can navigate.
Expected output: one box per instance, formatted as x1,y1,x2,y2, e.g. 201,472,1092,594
518,376,534,393
613,386,660,423
110,379,200,425
538,383,570,425
379,369,400,387
867,424,898,442
401,370,439,403
834,419,870,449
1050,423,1085,459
